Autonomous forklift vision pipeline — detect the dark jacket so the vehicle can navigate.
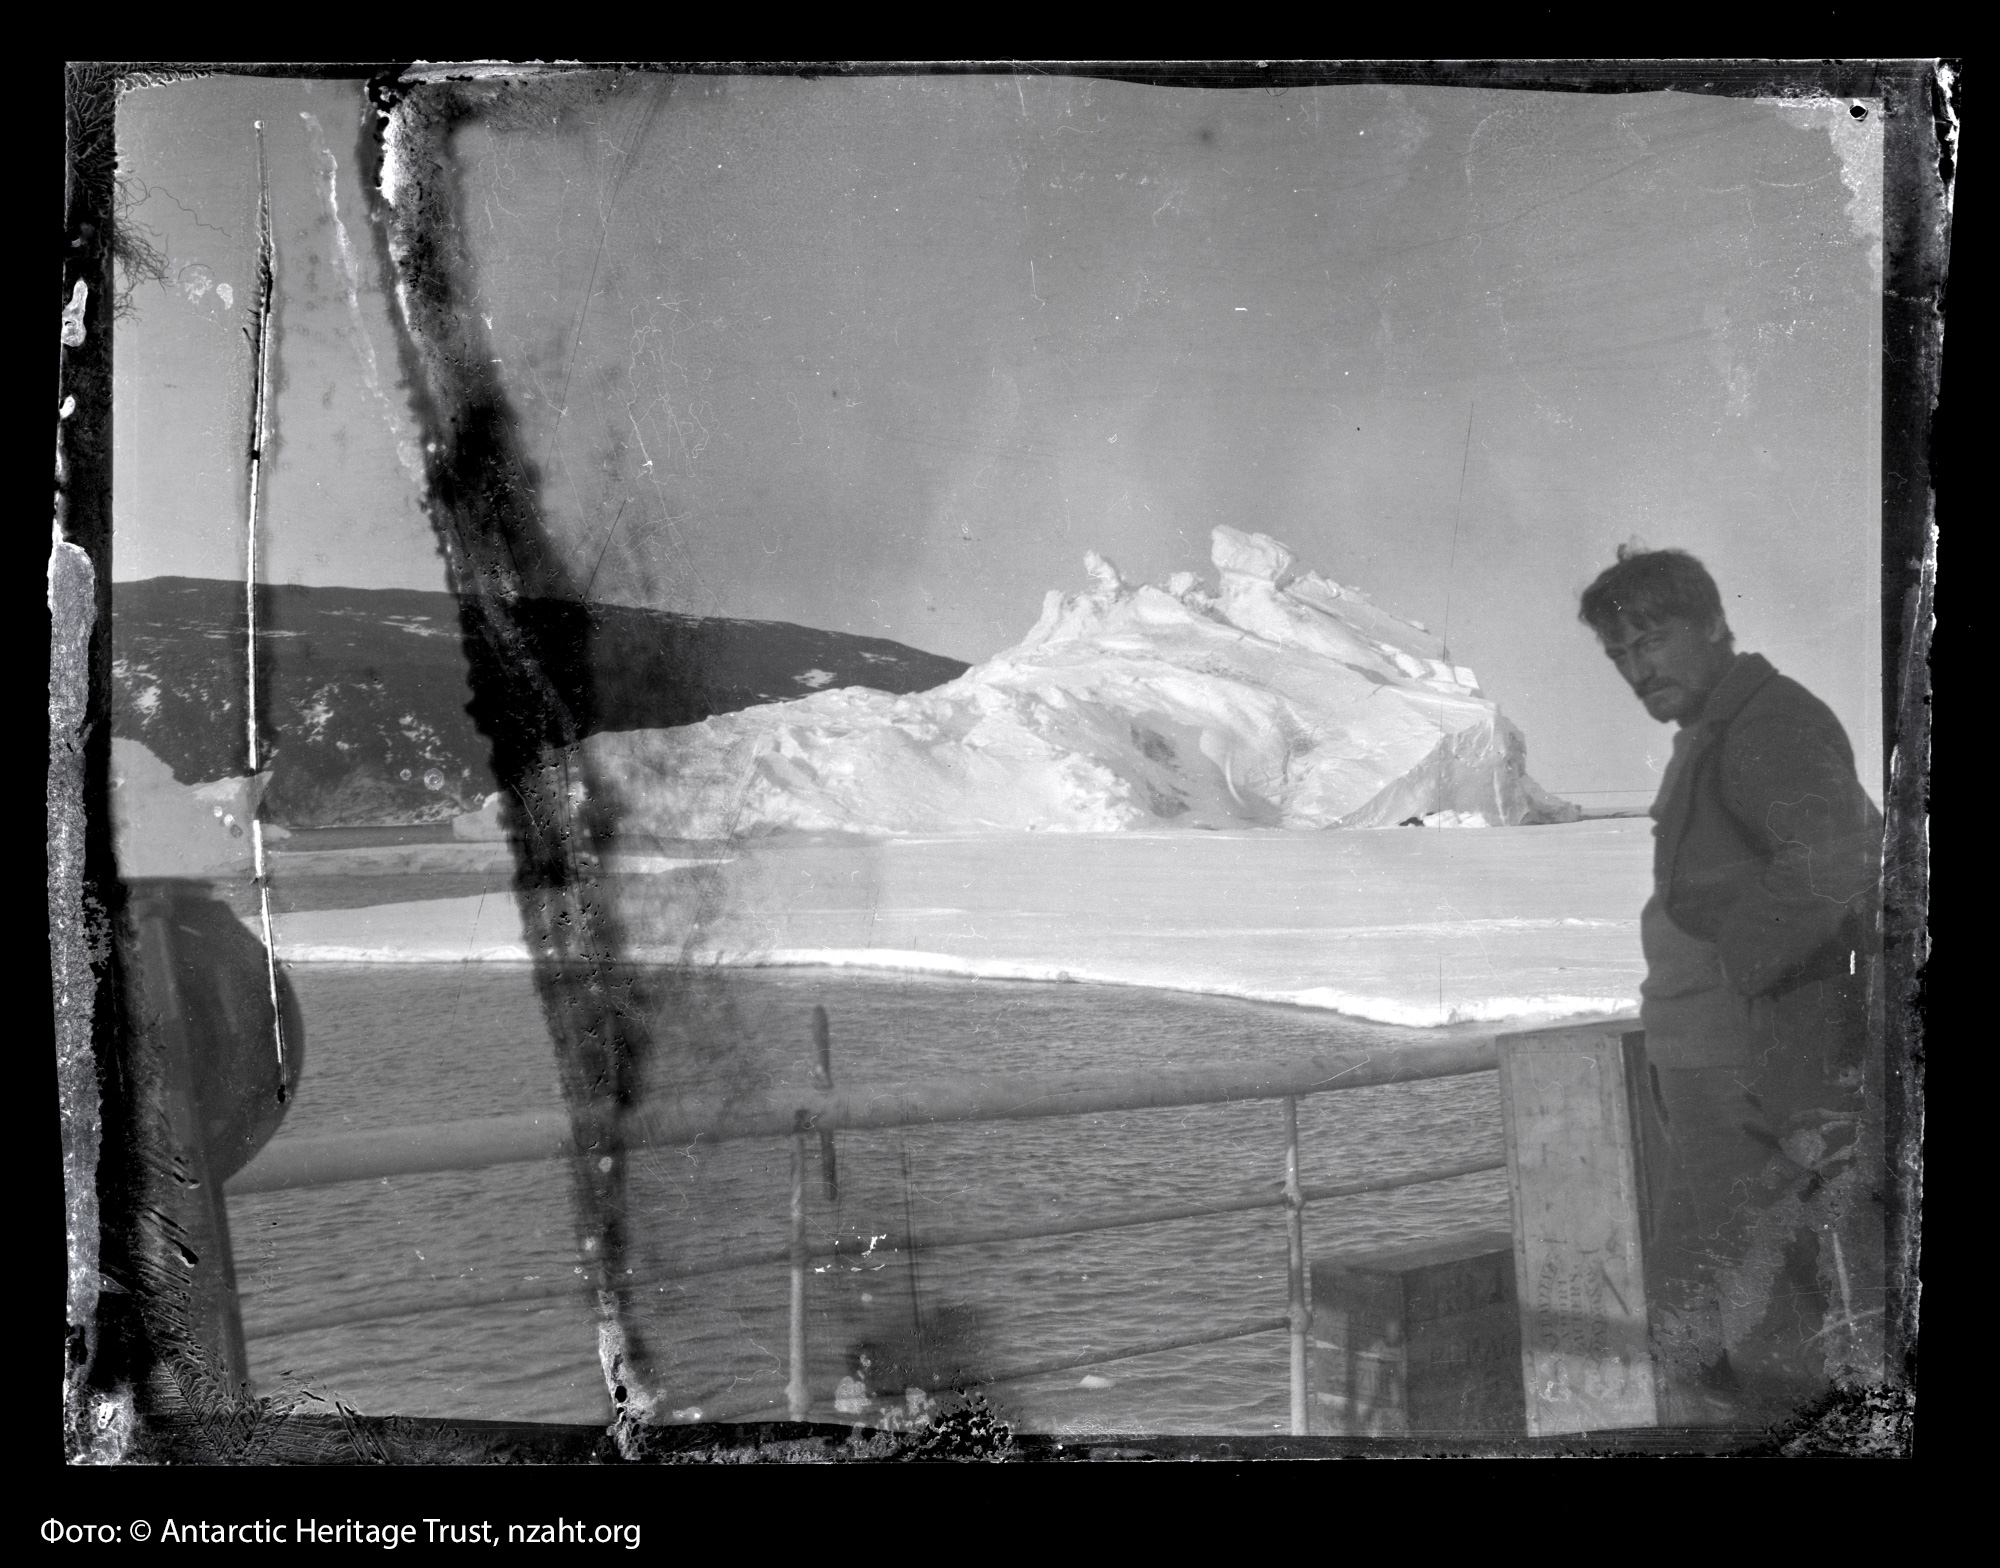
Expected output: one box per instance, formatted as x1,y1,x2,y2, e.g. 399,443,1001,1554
1653,653,1882,1000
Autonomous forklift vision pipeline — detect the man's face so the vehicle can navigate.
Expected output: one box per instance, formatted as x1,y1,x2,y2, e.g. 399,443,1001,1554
1597,614,1735,725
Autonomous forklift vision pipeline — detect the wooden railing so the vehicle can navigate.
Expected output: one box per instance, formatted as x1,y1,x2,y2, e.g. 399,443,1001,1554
226,1034,1503,1193
226,1019,1645,1433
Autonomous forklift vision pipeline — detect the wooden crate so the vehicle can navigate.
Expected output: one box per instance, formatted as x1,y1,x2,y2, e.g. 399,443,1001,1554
1309,1228,1524,1437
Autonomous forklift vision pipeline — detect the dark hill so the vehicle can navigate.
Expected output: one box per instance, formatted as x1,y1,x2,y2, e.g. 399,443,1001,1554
111,578,970,827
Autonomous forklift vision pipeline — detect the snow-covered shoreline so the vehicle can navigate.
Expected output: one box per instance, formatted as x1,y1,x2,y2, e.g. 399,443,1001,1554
260,817,1654,1030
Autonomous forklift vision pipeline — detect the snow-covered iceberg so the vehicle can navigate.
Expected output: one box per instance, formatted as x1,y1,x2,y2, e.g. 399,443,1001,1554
585,528,1579,837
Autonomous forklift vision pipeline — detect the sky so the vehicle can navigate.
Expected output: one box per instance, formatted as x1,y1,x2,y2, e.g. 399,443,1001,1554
114,72,1883,803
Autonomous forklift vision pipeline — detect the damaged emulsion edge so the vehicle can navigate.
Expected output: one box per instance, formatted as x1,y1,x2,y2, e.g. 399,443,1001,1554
55,67,121,1459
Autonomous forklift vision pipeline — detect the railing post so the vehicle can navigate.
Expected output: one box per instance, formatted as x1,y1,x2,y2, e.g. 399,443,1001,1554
813,1005,838,1201
1283,1095,1311,1436
787,1118,810,1421
1497,1022,1657,1435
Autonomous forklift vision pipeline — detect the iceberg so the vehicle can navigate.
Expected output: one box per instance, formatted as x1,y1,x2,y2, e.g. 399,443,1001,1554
585,528,1580,838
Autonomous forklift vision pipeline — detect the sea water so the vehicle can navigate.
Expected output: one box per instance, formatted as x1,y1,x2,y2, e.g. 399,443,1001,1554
233,963,1512,1437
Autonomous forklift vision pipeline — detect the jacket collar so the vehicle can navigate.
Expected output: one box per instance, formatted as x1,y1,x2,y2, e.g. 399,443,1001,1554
1686,651,1775,734
1649,653,1776,836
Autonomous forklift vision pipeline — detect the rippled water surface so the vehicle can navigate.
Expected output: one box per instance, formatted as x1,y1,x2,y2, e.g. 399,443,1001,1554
235,964,1511,1436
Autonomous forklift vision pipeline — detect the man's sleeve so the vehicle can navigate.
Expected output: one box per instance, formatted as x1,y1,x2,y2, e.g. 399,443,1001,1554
1713,700,1882,998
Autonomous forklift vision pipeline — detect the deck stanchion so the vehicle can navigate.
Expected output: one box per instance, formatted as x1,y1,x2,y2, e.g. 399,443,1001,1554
787,1118,810,1421
1283,1095,1311,1436
813,1006,838,1201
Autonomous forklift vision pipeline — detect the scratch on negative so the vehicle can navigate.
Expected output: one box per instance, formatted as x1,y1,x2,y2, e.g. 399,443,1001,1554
243,121,291,1095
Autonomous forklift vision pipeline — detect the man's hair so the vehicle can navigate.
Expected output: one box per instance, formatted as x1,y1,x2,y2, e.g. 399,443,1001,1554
1578,546,1731,641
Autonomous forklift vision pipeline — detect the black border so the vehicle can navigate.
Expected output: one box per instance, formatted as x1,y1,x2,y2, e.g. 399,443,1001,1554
54,59,1944,1469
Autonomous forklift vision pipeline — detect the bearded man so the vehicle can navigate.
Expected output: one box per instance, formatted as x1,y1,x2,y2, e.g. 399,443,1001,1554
1580,545,1884,1421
